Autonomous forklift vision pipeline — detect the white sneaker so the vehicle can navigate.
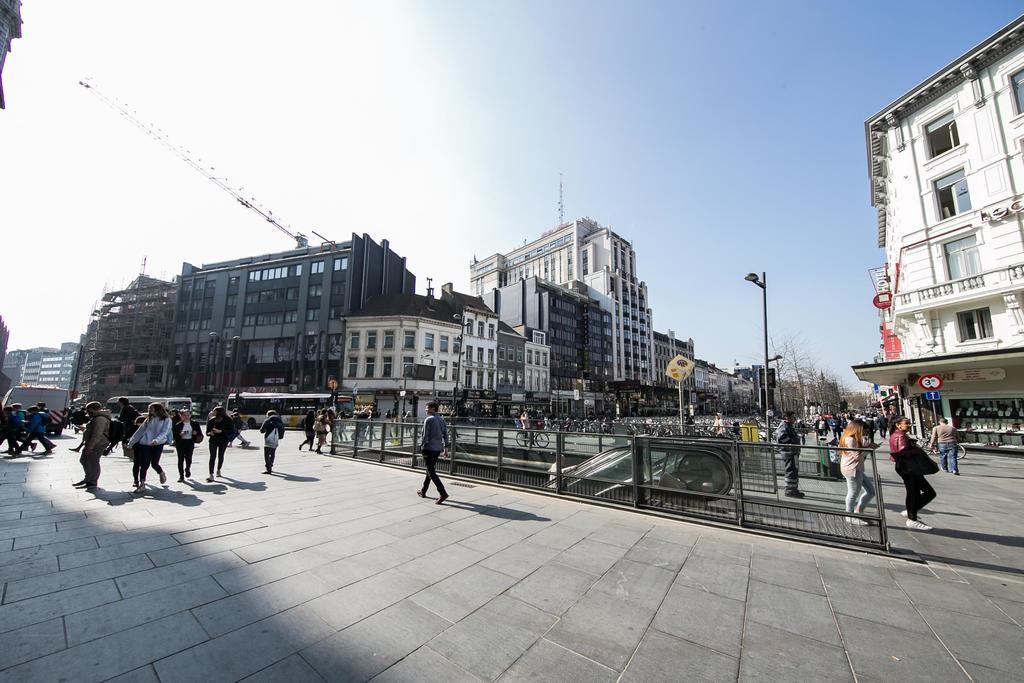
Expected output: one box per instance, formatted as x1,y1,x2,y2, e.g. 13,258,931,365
906,519,932,531
846,517,869,526
901,510,909,517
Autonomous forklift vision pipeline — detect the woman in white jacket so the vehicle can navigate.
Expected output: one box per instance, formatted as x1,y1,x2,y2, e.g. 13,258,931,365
127,402,173,494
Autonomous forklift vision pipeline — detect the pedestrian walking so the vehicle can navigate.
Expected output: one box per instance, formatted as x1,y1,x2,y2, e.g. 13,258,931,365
417,401,449,504
19,406,55,454
2,405,23,454
314,410,329,454
889,416,937,531
875,413,888,438
261,410,285,474
127,403,173,494
298,410,316,451
831,415,844,442
774,411,804,498
72,402,111,491
206,406,233,482
713,413,725,437
228,412,252,448
172,409,203,482
929,418,960,475
865,415,877,443
839,418,875,525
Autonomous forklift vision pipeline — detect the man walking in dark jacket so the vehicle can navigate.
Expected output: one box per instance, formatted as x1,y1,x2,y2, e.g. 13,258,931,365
73,402,111,490
417,402,449,504
774,411,803,498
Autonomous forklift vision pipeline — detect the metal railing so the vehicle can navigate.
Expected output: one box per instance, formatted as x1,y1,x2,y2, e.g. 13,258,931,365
330,420,888,551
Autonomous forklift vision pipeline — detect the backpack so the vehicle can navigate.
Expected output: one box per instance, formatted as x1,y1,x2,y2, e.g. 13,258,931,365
109,419,125,442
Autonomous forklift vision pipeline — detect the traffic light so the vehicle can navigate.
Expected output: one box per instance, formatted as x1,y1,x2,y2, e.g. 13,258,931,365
760,367,777,389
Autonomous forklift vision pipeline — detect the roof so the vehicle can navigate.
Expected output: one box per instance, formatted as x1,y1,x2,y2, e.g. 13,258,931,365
852,347,1024,386
497,321,525,340
447,290,492,313
352,293,459,325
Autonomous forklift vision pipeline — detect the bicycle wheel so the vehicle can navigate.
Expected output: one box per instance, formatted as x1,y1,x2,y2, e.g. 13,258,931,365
957,444,968,460
515,432,528,448
534,432,550,448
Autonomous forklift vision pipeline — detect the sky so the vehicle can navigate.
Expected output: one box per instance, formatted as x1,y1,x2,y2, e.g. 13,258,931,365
2,0,1023,386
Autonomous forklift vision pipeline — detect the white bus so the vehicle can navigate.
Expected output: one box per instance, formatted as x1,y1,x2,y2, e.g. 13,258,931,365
3,385,71,434
225,392,353,429
105,396,193,417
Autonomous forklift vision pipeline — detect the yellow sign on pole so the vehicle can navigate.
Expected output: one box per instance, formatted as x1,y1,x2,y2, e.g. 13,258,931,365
665,355,694,381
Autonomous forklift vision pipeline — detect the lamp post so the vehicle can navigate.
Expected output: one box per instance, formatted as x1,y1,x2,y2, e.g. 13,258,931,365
231,336,241,393
207,332,219,397
451,313,466,418
744,272,771,439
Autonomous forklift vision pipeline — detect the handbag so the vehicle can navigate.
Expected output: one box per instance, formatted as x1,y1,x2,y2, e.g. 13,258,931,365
899,445,940,476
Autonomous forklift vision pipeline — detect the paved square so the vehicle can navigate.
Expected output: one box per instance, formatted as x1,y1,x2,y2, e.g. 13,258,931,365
1,434,1022,681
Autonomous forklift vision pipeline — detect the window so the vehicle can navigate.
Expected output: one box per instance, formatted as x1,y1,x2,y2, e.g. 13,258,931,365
542,352,548,366
926,112,960,158
311,261,325,274
527,349,533,364
957,307,993,341
499,346,506,361
226,295,237,306
287,288,299,300
424,333,435,351
476,347,483,363
364,331,376,349
306,308,319,321
532,331,546,344
347,357,358,378
349,332,360,350
488,324,495,338
365,358,375,378
477,321,484,337
292,264,302,277
465,345,473,364
944,234,982,280
329,306,345,319
382,357,393,377
383,331,394,349
516,349,524,363
223,316,235,328
284,311,297,323
477,371,484,388
487,349,494,365
403,331,415,349
309,285,323,297
465,370,473,388
440,335,449,353
331,282,346,298
439,360,448,380
1014,69,1024,113
333,256,348,271
403,356,415,377
935,169,971,219
243,315,256,326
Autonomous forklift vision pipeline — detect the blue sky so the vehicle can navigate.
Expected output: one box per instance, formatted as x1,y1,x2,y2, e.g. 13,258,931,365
2,1,1022,387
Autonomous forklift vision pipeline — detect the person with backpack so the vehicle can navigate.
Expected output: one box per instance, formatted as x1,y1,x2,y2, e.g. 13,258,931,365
20,406,55,455
104,418,125,455
73,402,111,491
260,410,286,474
2,405,23,454
127,403,173,494
172,409,203,482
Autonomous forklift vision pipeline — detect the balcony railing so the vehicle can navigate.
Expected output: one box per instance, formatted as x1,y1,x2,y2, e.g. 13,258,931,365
896,264,1024,309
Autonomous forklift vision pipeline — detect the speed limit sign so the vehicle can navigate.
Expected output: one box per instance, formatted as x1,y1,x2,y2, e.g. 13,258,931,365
917,374,944,390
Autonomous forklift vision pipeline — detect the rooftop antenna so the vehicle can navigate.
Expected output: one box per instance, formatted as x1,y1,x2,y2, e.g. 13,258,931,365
558,173,565,224
140,256,147,276
426,277,434,298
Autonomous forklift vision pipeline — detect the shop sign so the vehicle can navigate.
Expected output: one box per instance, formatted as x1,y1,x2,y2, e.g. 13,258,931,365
872,292,892,309
941,368,1006,383
263,377,286,384
917,374,943,390
981,198,1024,222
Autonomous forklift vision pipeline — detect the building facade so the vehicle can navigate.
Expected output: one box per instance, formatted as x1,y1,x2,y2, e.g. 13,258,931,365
440,284,500,416
168,234,415,402
483,276,613,416
652,330,695,412
0,314,9,395
470,217,655,404
524,332,551,411
0,0,22,109
4,343,80,390
854,15,1024,449
496,322,526,413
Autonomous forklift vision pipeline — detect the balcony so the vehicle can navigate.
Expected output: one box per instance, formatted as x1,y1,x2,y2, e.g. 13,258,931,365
896,264,1024,310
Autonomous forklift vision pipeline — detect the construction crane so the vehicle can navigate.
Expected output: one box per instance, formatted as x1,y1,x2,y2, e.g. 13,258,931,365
79,78,308,249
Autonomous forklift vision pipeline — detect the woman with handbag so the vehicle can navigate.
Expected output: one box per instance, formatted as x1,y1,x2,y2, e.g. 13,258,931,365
126,403,174,495
889,416,937,530
839,419,875,526
314,410,329,454
172,409,203,482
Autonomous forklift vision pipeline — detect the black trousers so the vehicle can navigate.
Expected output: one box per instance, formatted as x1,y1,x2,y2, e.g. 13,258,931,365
176,442,195,478
897,466,936,520
133,444,164,483
2,428,20,452
421,449,447,497
21,432,55,452
80,449,102,485
209,441,227,475
264,447,276,471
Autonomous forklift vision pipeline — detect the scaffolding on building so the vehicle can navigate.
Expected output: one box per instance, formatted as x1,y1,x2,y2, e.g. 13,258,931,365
76,275,177,403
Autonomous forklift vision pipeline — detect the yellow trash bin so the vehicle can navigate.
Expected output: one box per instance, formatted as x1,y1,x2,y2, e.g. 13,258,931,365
739,421,759,442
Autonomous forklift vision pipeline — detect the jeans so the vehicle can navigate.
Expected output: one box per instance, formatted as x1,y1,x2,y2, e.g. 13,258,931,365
176,442,195,478
133,444,164,484
21,432,55,452
209,441,227,475
896,464,936,521
782,447,800,493
264,447,276,471
844,470,876,513
937,443,958,473
421,449,448,497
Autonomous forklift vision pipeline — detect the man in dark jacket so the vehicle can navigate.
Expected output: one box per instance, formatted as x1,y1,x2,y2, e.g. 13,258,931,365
20,407,55,454
774,411,803,498
417,401,449,504
260,411,286,474
73,402,111,490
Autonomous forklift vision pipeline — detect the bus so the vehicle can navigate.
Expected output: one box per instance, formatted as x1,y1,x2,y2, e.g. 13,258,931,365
3,385,71,435
105,396,193,417
225,393,353,429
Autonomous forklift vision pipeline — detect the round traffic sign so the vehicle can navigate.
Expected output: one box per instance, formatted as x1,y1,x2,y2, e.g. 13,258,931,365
917,374,943,390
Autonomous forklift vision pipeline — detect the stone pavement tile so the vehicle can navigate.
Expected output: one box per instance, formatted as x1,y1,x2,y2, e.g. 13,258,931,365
526,522,594,550
895,571,1012,620
243,654,325,682
66,576,227,646
410,564,518,623
392,525,467,558
429,595,557,681
1,537,99,567
967,573,1024,604
622,629,737,683
837,614,967,682
688,536,752,566
0,617,67,670
507,562,599,616
738,619,852,682
193,570,335,638
58,533,178,571
4,552,154,602
624,536,690,572
308,568,432,631
0,521,68,542
642,523,701,548
395,543,486,585
457,525,530,555
499,637,617,683
749,553,824,595
552,538,628,576
993,597,1024,623
0,611,208,683
0,555,58,583
213,546,336,595
590,558,675,611
558,510,617,532
0,538,10,552
673,555,749,602
547,589,654,672
825,580,931,634
106,665,160,683
746,579,840,646
587,522,651,549
378,512,451,539
302,599,450,682
0,579,121,634
171,518,265,544
961,660,1024,683
478,541,561,580
11,522,124,549
147,532,258,567
311,545,417,591
371,645,480,683
817,556,897,588
115,550,246,598
7,510,84,525
155,604,335,683
443,511,512,537
920,606,1024,677
652,583,744,657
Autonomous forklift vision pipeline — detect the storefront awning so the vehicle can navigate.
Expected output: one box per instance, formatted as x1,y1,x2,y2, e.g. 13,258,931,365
852,348,1024,386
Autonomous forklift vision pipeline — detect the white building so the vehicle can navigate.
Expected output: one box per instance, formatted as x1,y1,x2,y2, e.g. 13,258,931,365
440,284,500,416
524,333,551,397
3,343,80,390
470,217,654,394
854,15,1024,450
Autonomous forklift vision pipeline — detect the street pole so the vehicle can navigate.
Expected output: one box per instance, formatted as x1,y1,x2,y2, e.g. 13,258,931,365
678,379,684,430
761,272,771,440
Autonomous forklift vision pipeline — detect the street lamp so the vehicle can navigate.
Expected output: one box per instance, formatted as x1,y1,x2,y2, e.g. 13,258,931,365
744,272,772,439
451,313,466,418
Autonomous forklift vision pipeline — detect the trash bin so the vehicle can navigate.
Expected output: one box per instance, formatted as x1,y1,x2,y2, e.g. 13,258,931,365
739,421,759,442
